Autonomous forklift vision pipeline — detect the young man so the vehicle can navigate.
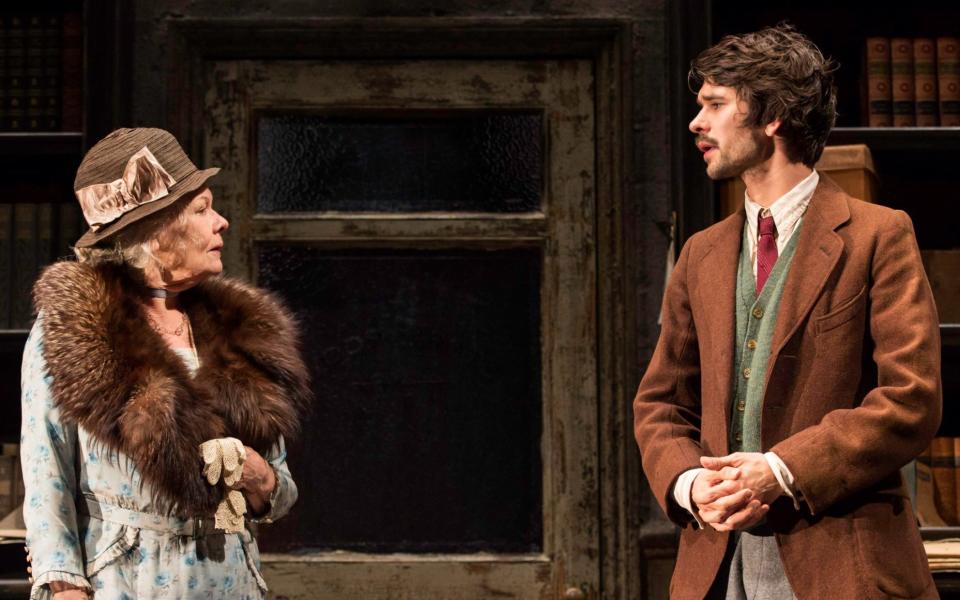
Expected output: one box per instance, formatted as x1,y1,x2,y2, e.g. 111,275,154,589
634,25,941,599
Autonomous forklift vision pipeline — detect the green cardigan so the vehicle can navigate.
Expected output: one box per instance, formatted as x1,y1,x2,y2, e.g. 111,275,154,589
730,219,803,452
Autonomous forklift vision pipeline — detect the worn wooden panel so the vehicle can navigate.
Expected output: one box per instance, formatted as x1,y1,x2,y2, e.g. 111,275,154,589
255,246,544,553
261,554,552,600
204,59,594,277
255,112,544,213
251,213,547,242
536,57,599,595
204,57,598,597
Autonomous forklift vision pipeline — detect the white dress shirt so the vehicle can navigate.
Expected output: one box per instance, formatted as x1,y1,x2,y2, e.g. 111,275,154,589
673,170,819,525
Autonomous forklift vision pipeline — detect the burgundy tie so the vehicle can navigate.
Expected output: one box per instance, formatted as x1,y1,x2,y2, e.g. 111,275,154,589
756,214,778,295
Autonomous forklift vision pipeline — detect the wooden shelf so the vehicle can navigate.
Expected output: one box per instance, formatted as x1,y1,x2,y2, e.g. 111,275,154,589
926,528,960,596
0,132,83,157
0,578,30,599
922,526,960,541
828,127,960,151
943,324,960,347
935,572,960,598
0,331,29,355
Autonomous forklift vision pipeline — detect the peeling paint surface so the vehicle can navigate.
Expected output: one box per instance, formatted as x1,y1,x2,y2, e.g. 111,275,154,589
203,58,598,598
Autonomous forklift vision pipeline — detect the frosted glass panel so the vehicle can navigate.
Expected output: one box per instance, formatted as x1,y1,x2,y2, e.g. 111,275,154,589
256,246,543,553
256,113,543,212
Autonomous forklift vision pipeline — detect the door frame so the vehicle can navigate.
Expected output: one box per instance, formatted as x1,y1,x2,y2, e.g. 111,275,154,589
166,18,638,598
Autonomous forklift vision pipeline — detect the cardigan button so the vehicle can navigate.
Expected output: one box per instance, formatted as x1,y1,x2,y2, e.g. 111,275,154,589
747,339,758,350
752,306,764,319
743,367,752,379
737,400,746,411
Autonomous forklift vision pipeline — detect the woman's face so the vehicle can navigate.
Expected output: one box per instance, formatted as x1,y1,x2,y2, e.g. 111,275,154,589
155,187,229,289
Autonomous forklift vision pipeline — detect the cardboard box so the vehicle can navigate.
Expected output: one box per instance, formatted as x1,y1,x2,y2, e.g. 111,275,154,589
719,144,878,217
922,250,960,323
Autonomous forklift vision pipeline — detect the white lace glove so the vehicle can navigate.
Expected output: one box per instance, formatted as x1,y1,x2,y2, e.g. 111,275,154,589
200,437,247,533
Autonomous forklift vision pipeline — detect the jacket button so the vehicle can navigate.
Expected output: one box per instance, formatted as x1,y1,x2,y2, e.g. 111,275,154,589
735,433,742,442
743,367,752,379
747,339,757,350
737,400,745,411
752,306,764,319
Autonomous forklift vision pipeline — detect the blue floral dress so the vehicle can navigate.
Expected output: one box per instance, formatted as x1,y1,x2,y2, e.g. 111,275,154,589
21,318,298,599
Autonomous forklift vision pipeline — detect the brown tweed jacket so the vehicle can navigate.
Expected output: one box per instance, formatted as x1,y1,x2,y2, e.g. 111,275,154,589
633,176,942,599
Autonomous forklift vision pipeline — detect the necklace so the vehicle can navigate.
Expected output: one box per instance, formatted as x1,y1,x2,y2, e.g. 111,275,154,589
185,310,199,366
146,311,188,337
147,287,178,299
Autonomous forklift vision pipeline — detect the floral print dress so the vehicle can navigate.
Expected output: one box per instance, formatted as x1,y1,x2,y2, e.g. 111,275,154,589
21,318,298,599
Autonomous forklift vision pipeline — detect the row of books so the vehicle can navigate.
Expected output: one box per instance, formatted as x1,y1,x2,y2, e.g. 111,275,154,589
865,37,960,127
0,12,82,132
0,445,23,525
922,250,960,324
915,438,960,526
0,202,82,330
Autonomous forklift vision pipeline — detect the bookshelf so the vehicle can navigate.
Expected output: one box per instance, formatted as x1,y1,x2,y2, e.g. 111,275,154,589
0,132,83,155
671,0,960,590
0,1,129,446
830,127,960,150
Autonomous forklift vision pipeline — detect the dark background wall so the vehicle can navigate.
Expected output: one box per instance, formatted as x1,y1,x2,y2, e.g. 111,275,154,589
130,1,679,596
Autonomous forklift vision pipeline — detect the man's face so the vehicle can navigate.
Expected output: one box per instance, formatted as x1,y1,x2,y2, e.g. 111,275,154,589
689,82,772,180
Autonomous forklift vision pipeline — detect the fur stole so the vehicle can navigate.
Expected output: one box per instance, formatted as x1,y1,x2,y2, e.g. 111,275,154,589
33,261,311,516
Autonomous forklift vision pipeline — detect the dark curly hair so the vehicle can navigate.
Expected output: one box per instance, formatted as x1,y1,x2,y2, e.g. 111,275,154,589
688,24,838,167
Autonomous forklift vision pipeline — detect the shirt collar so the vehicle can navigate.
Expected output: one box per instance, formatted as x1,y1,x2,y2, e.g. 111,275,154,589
745,169,819,241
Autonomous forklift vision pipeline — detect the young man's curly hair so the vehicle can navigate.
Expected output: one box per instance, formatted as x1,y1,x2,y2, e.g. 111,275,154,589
688,24,837,167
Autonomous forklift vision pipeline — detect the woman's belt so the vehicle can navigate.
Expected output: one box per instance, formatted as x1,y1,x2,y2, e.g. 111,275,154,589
80,496,220,538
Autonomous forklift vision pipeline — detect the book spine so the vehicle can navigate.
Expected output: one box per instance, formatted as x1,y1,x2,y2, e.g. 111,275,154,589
0,456,16,521
902,458,918,512
916,444,949,526
6,15,26,131
0,205,10,329
11,203,37,330
14,455,24,513
932,437,959,525
953,438,960,532
891,37,916,127
36,202,53,273
42,14,61,131
57,201,81,260
4,445,23,513
0,16,7,129
938,37,960,126
866,37,893,127
60,12,82,132
915,38,939,126
24,15,43,132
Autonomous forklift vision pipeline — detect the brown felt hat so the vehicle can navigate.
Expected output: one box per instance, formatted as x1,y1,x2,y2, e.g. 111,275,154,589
73,128,220,248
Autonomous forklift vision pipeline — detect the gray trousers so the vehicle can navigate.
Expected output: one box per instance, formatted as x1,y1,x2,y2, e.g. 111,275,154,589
724,532,797,600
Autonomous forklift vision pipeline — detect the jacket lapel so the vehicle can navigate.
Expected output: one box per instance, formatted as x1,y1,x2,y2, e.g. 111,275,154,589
698,210,744,429
768,175,850,358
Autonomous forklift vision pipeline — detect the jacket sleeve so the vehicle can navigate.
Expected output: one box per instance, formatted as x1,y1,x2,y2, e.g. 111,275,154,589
633,236,708,526
248,436,298,524
772,210,942,514
20,317,92,598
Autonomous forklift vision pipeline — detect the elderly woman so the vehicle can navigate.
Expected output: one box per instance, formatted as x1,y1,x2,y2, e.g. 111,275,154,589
21,128,310,599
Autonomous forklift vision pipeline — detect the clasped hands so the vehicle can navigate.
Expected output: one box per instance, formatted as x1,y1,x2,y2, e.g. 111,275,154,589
230,445,277,516
692,452,783,532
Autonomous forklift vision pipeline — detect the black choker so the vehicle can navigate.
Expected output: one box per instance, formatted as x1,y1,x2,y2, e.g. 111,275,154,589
147,288,177,299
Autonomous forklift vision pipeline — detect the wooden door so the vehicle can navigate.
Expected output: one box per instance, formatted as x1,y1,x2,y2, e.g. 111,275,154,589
204,58,598,599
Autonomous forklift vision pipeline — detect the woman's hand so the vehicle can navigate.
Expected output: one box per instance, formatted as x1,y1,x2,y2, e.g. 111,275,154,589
229,446,277,516
49,581,89,599
27,550,90,599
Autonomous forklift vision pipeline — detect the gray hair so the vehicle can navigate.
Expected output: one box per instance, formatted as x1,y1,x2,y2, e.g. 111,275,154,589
73,197,195,281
